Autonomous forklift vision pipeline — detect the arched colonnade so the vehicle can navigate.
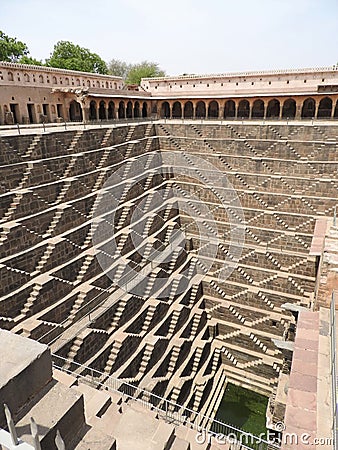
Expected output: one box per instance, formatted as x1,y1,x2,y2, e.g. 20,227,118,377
85,99,150,121
159,97,338,120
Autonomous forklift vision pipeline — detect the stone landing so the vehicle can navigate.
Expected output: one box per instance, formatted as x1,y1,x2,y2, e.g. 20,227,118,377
0,329,116,449
282,308,332,450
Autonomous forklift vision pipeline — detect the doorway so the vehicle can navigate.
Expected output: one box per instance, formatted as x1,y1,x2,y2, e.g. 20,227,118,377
27,104,36,124
10,103,19,123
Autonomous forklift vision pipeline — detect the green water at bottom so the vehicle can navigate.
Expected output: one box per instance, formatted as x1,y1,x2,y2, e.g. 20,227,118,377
213,383,268,435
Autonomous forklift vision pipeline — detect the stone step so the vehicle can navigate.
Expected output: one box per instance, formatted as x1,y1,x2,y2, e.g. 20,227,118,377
170,436,190,450
74,427,117,450
16,381,85,450
74,382,112,419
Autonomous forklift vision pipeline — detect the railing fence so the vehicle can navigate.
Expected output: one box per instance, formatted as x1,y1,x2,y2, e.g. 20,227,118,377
0,404,65,450
52,353,281,450
2,115,338,136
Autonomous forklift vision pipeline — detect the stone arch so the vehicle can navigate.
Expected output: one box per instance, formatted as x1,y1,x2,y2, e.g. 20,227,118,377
99,101,106,120
208,101,219,118
24,73,30,82
76,78,81,86
52,76,57,84
38,74,44,83
282,99,296,119
108,101,115,119
118,101,125,119
106,81,109,88
224,100,236,118
266,99,280,118
96,80,100,88
89,100,97,120
301,98,316,118
238,100,250,118
134,101,140,118
87,80,91,87
172,101,182,118
184,101,193,119
69,100,83,121
161,101,170,118
142,102,148,118
65,77,69,86
317,97,333,118
126,101,133,118
196,101,206,118
8,72,14,81
252,99,265,118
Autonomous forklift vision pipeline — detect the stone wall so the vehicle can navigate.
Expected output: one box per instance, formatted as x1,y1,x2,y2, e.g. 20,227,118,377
1,120,338,425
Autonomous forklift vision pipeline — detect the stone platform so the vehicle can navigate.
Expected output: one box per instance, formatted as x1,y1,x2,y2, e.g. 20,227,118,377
281,308,332,450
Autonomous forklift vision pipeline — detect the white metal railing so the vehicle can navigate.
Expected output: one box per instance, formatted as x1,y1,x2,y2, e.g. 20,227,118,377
0,116,155,135
2,115,338,137
52,354,281,450
0,404,65,450
330,292,338,450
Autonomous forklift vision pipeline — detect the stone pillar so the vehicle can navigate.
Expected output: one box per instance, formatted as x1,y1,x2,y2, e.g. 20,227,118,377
235,101,239,119
315,102,319,119
219,104,224,119
331,100,336,118
153,100,157,119
233,103,237,119
169,102,173,119
79,101,86,122
249,101,254,119
263,101,267,120
295,101,302,120
83,107,90,122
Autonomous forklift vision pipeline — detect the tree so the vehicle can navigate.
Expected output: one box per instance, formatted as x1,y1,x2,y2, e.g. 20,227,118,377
126,61,165,85
108,59,166,85
108,59,131,79
19,55,44,66
0,30,29,62
46,41,108,74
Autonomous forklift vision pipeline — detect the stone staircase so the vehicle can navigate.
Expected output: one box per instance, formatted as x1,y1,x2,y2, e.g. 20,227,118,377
104,341,123,375
1,121,334,431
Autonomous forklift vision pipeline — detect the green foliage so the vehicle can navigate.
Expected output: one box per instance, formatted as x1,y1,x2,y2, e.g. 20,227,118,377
126,61,165,85
0,30,29,62
108,59,165,85
19,55,44,66
0,32,165,84
46,41,108,74
108,59,131,79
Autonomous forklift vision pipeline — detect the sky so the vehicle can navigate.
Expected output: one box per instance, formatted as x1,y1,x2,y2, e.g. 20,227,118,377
1,0,338,76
